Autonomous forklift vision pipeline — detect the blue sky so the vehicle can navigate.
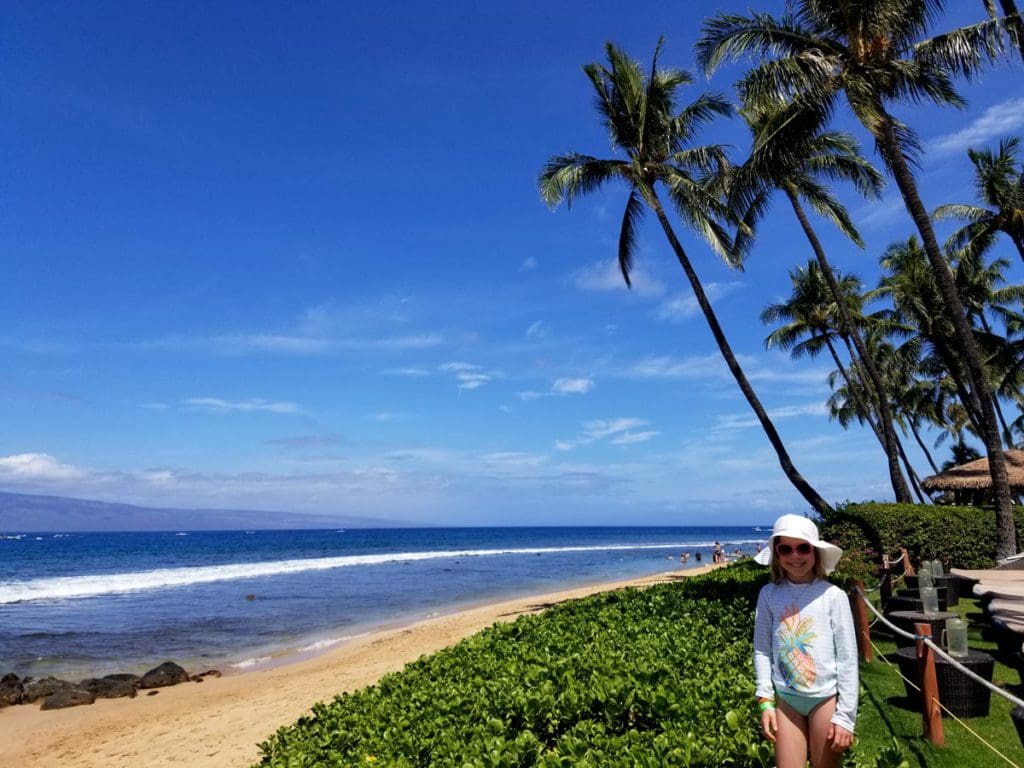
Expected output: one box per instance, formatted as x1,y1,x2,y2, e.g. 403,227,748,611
2,1,1022,527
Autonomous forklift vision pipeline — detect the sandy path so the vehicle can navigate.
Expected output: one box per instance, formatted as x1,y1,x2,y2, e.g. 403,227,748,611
0,565,717,768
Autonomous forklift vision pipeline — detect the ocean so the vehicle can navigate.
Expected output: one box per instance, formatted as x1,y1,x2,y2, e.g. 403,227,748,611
0,526,769,681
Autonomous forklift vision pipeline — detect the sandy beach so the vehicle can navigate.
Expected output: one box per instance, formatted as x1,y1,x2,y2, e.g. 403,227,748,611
0,564,718,768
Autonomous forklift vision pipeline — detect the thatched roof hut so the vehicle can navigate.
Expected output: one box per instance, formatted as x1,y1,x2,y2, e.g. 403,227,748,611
921,449,1024,504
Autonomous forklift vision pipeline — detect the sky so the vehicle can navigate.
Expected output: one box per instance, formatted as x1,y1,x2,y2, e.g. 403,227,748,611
2,1,1023,527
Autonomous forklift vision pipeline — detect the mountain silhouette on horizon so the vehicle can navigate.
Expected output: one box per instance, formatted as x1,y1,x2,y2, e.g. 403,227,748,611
0,490,420,532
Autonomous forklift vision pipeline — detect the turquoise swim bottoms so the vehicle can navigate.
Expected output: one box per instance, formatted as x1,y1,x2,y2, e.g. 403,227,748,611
777,691,835,716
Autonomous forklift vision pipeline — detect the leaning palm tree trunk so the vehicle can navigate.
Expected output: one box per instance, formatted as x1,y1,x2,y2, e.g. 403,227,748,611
649,192,832,514
783,187,913,502
879,116,1016,558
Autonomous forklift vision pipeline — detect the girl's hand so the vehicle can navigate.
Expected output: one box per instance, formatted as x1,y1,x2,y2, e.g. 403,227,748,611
827,723,853,751
761,708,777,742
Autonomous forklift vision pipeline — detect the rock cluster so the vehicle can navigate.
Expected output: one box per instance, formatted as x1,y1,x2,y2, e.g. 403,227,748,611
0,662,221,711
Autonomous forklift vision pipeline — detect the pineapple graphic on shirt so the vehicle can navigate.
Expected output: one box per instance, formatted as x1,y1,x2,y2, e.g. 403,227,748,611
778,603,817,690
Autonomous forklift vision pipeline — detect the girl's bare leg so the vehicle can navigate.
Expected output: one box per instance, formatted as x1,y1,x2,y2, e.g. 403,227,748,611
774,699,810,768
807,696,842,768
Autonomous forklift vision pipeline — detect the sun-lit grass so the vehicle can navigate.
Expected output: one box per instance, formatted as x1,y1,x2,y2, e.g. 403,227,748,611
853,593,1024,767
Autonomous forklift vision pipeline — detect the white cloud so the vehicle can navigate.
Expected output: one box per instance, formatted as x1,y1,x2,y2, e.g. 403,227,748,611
655,282,742,322
387,367,431,377
525,320,547,339
712,402,827,432
930,97,1024,157
0,453,87,480
552,377,594,395
519,376,595,400
439,362,498,391
521,257,538,271
557,417,656,450
571,258,666,297
624,353,829,386
183,397,304,415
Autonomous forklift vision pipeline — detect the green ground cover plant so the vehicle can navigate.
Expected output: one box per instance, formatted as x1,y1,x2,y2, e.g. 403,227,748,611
259,563,991,767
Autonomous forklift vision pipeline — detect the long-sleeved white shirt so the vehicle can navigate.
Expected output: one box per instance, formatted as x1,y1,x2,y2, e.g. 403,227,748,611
753,578,859,732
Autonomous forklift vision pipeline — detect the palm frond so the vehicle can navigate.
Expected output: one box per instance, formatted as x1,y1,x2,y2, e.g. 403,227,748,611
617,187,646,287
538,154,626,209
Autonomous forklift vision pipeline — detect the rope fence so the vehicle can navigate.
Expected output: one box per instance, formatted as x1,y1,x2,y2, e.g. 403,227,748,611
853,582,1024,767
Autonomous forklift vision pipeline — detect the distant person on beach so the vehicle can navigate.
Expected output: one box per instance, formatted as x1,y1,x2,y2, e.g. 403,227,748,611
752,515,856,768
695,551,702,562
712,541,724,564
679,552,689,565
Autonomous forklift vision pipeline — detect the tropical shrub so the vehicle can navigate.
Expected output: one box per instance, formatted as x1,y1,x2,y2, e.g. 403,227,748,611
256,563,903,767
818,502,1024,569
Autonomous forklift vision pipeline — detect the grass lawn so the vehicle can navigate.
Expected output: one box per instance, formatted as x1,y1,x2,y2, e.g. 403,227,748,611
852,592,1024,767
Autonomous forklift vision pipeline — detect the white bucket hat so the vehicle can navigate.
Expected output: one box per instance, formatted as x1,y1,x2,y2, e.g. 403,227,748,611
753,514,843,573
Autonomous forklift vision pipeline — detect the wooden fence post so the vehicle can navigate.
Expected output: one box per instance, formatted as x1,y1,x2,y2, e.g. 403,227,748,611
901,547,915,576
915,622,944,746
851,580,872,663
880,554,892,602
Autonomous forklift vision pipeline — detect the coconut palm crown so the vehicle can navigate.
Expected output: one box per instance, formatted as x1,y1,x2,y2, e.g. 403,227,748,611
540,40,832,514
697,0,1018,558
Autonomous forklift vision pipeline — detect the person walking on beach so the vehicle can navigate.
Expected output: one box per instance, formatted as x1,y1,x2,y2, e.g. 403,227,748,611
752,514,857,768
712,541,724,564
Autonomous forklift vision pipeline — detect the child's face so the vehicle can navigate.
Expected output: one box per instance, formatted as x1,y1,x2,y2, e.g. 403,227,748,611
774,536,816,582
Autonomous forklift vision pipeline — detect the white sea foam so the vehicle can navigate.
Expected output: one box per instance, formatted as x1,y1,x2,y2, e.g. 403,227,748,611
0,540,765,605
230,655,273,669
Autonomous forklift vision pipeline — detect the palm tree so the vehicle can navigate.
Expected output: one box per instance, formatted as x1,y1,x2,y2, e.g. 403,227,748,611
984,1,1024,63
934,137,1024,264
698,0,1018,558
539,41,832,514
763,262,919,502
726,102,913,501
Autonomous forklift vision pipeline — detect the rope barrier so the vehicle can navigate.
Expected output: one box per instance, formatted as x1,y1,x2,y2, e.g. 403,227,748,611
854,586,1024,767
855,587,1024,710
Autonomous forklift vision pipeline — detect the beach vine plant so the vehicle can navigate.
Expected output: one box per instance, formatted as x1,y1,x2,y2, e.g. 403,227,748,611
257,565,909,767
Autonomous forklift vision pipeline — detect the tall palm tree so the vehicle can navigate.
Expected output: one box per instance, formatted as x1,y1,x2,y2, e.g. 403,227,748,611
539,41,832,514
934,137,1024,264
763,262,919,502
697,0,1018,557
726,102,913,501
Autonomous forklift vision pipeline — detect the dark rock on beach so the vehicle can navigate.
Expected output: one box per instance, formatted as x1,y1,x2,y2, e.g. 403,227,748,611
103,672,143,688
140,661,190,689
0,673,24,706
40,688,96,710
79,676,138,699
22,677,76,704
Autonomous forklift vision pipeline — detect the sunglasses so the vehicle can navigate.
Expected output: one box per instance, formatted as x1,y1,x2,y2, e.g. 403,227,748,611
775,542,813,556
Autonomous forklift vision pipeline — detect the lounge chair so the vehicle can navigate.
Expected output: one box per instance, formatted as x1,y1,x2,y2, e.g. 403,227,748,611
951,567,1024,582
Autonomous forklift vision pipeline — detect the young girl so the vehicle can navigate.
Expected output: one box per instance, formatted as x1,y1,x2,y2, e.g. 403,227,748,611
753,514,858,768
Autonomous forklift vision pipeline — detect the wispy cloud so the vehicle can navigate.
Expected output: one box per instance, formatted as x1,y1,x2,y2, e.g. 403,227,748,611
439,361,497,390
183,397,305,415
521,256,538,271
265,433,343,449
930,97,1024,157
623,353,828,386
519,376,595,400
557,417,658,451
571,258,666,297
655,282,742,322
712,402,827,433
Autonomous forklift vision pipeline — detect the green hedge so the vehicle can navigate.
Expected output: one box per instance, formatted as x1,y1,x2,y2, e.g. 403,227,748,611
818,502,1024,569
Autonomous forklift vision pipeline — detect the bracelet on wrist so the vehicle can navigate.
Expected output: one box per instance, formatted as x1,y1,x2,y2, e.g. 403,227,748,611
758,700,776,711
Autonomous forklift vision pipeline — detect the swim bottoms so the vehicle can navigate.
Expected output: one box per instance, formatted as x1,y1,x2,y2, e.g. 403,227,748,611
777,691,835,716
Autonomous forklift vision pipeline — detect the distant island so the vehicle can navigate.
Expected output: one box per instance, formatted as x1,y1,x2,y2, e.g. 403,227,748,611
0,490,418,532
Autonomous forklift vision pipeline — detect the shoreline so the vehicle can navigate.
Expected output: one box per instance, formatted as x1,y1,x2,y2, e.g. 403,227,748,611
0,563,720,768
